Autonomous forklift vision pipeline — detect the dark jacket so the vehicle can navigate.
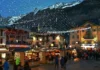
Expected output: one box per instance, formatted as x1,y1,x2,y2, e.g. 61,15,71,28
24,62,30,70
60,57,64,66
3,61,9,70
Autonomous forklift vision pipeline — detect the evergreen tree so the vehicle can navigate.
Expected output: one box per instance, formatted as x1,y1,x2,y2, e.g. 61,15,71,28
84,29,94,39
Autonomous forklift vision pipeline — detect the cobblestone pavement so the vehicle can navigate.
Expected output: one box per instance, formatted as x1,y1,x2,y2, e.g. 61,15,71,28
31,60,100,70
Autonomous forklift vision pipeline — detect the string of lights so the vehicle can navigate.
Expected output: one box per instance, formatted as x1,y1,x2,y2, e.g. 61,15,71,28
11,12,91,34
12,18,91,34
47,27,91,34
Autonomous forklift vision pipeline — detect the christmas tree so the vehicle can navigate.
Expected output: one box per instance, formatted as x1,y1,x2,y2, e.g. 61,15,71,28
84,29,94,39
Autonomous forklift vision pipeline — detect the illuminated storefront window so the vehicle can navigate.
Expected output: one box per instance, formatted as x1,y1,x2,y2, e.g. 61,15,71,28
33,36,36,41
1,53,6,59
25,51,40,61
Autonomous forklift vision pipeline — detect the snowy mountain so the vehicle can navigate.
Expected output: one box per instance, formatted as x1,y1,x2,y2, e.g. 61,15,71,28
0,15,24,26
8,15,24,25
0,0,83,26
0,15,10,26
12,0,100,32
47,0,83,9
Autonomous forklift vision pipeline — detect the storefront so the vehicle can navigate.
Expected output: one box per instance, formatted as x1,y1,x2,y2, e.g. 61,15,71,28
24,49,61,64
44,49,60,63
0,48,9,64
25,49,40,66
25,50,40,62
8,44,31,66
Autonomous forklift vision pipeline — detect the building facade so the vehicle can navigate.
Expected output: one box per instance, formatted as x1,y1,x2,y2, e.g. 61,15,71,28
0,26,30,66
69,22,100,49
27,32,66,63
0,26,9,60
5,28,30,66
29,33,66,50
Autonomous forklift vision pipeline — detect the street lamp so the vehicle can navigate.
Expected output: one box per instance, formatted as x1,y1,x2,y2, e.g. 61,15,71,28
69,45,72,48
56,35,60,41
51,43,54,47
76,42,78,44
75,41,78,48
56,35,61,48
33,36,36,41
16,40,18,43
39,38,42,41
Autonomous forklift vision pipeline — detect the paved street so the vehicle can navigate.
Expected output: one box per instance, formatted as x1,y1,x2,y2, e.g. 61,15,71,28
66,60,100,70
31,60,100,70
31,64,55,70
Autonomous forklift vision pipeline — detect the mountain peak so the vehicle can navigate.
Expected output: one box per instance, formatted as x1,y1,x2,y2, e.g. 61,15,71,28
8,15,24,25
84,0,99,1
47,0,83,9
11,0,100,31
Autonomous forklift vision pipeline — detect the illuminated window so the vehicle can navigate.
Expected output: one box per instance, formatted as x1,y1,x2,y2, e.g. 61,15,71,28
2,53,6,59
39,38,42,41
33,36,36,41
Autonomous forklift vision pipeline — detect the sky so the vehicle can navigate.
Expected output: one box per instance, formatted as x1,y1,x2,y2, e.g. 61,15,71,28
0,0,76,17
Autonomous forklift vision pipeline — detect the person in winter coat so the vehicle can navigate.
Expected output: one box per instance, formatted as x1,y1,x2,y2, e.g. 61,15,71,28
54,55,59,69
13,60,17,70
64,56,67,65
24,61,31,70
60,56,65,68
3,59,9,70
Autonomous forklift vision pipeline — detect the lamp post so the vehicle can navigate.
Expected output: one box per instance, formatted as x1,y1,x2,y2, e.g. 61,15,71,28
69,45,72,48
32,36,36,48
39,38,42,41
56,35,60,41
75,41,78,48
56,35,60,48
33,36,36,41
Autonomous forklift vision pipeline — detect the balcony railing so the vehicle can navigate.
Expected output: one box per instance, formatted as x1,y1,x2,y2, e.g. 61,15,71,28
6,41,30,45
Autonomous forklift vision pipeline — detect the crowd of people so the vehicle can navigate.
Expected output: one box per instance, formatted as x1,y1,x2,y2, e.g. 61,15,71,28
77,49,100,60
0,59,9,70
54,55,68,69
0,58,31,70
0,49,100,70
13,60,31,70
54,49,100,69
